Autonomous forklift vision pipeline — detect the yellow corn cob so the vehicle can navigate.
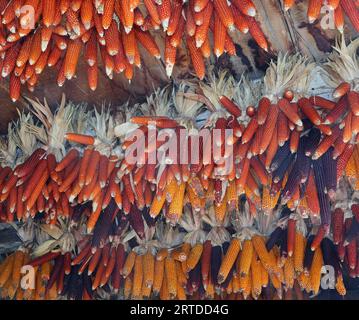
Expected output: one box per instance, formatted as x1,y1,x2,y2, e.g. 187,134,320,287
165,178,178,203
335,274,346,296
226,278,233,295
172,248,187,262
165,257,177,299
284,256,295,289
226,180,237,203
160,276,170,300
239,239,253,277
132,254,143,299
167,182,186,222
0,254,15,287
251,251,262,299
124,274,133,299
269,272,282,291
181,243,192,274
7,279,17,300
156,248,168,261
297,271,311,291
177,281,187,300
142,283,152,298
149,190,167,218
252,235,275,272
241,272,252,300
218,238,241,284
122,251,136,278
187,185,203,211
12,250,25,288
260,262,269,287
309,247,323,295
143,251,155,289
214,197,227,223
153,259,165,296
345,154,357,185
294,232,306,274
175,261,187,288
186,243,203,271
16,287,24,300
232,273,241,293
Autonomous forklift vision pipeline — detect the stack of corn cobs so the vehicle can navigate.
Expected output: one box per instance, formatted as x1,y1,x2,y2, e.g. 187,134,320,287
0,37,359,300
0,0,269,102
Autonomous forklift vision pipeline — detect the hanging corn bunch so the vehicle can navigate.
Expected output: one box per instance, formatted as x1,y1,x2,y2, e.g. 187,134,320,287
0,0,269,100
0,38,359,299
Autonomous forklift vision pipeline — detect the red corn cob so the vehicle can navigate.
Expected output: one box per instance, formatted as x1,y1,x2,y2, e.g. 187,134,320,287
341,0,359,31
278,98,302,126
102,0,115,29
233,0,256,17
247,16,268,51
311,225,328,251
259,104,279,154
213,0,235,30
242,117,259,144
348,91,359,116
219,95,242,117
334,5,344,32
334,82,351,99
29,251,61,267
310,96,336,110
298,98,321,125
333,208,344,245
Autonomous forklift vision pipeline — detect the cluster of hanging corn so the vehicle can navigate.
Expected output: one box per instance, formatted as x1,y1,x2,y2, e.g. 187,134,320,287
0,37,359,300
284,0,359,33
0,0,269,102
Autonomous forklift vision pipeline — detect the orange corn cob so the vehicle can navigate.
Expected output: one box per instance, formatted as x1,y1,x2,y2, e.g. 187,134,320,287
218,238,241,284
278,98,302,127
213,13,226,57
247,16,268,51
187,35,205,80
102,0,115,29
194,2,212,47
298,98,321,125
132,254,143,299
158,0,171,31
121,0,134,33
233,0,256,17
334,5,344,32
135,28,160,58
167,0,182,36
307,0,323,23
122,29,136,65
63,39,82,79
153,259,165,295
341,0,359,31
186,243,203,271
144,0,161,26
309,247,323,294
213,0,234,30
165,257,177,299
186,3,196,36
333,82,351,99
